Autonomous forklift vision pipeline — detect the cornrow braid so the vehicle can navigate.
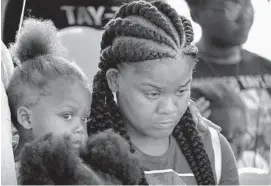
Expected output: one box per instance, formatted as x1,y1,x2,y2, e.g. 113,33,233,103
179,15,194,47
100,40,174,70
101,18,176,51
115,1,179,47
88,1,215,185
150,1,186,48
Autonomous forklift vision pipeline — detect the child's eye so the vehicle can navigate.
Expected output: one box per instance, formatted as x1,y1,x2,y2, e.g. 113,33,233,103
146,92,160,99
61,113,73,120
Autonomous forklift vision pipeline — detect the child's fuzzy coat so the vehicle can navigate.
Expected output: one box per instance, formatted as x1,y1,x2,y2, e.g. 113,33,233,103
19,130,143,185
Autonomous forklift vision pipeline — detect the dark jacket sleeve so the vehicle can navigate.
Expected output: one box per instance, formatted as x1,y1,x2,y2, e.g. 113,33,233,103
2,0,23,45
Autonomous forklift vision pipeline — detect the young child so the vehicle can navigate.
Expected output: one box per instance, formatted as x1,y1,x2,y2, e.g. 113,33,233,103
87,0,239,185
9,18,145,185
7,18,91,162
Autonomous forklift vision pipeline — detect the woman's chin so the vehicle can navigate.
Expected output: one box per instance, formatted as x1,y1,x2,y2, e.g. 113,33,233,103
147,128,175,139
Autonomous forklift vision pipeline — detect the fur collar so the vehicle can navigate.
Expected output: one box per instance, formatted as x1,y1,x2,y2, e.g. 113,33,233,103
19,130,143,185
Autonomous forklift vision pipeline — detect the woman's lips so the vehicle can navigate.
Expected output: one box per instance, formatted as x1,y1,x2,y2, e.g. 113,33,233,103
155,121,176,129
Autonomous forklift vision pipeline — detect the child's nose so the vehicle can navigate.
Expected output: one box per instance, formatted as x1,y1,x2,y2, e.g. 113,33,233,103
75,122,85,132
73,118,86,132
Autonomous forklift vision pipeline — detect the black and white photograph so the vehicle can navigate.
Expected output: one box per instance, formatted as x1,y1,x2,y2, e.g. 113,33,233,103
1,0,271,185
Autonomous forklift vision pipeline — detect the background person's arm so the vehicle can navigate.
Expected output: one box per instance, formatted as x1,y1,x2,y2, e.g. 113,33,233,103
194,97,211,118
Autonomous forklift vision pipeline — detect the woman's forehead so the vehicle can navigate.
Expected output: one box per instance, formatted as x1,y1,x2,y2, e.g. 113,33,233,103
207,0,245,7
121,57,194,86
133,56,194,72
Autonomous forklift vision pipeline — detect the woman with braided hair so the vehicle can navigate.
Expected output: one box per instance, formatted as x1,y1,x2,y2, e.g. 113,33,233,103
88,0,239,185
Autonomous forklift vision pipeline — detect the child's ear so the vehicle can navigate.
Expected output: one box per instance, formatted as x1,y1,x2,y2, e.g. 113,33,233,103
17,106,33,130
106,68,120,92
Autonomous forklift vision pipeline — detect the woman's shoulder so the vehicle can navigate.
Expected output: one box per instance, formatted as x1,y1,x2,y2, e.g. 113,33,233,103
198,127,231,151
199,127,239,185
199,128,235,162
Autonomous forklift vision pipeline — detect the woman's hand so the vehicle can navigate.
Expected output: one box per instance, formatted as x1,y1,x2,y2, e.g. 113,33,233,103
189,100,221,132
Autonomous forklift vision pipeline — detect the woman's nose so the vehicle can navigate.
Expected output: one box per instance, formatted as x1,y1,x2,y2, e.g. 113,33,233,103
157,96,177,115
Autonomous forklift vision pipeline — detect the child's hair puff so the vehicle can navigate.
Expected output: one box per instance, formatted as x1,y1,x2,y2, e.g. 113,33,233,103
10,18,65,64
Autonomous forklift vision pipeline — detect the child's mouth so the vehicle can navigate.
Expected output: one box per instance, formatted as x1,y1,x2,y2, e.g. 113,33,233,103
71,133,85,148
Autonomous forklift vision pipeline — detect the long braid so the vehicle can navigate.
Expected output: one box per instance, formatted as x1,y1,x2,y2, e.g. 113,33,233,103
88,71,114,134
173,108,215,184
88,1,215,185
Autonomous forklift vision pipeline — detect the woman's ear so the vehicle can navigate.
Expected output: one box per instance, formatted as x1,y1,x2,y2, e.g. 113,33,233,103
17,106,33,130
106,68,120,92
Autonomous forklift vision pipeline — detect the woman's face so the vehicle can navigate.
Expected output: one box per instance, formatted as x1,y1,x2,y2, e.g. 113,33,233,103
114,56,195,139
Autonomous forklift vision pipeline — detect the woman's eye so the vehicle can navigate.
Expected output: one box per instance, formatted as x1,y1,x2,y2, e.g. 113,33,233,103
61,113,73,120
146,92,160,99
176,89,187,96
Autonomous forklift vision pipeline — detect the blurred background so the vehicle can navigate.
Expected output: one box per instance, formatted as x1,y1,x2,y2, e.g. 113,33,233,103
169,0,271,60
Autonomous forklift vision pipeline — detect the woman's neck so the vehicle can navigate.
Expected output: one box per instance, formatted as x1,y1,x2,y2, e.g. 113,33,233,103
197,37,242,64
126,123,170,156
131,135,170,156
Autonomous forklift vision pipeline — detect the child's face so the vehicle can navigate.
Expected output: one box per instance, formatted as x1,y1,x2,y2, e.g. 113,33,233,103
29,78,91,148
116,56,195,139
